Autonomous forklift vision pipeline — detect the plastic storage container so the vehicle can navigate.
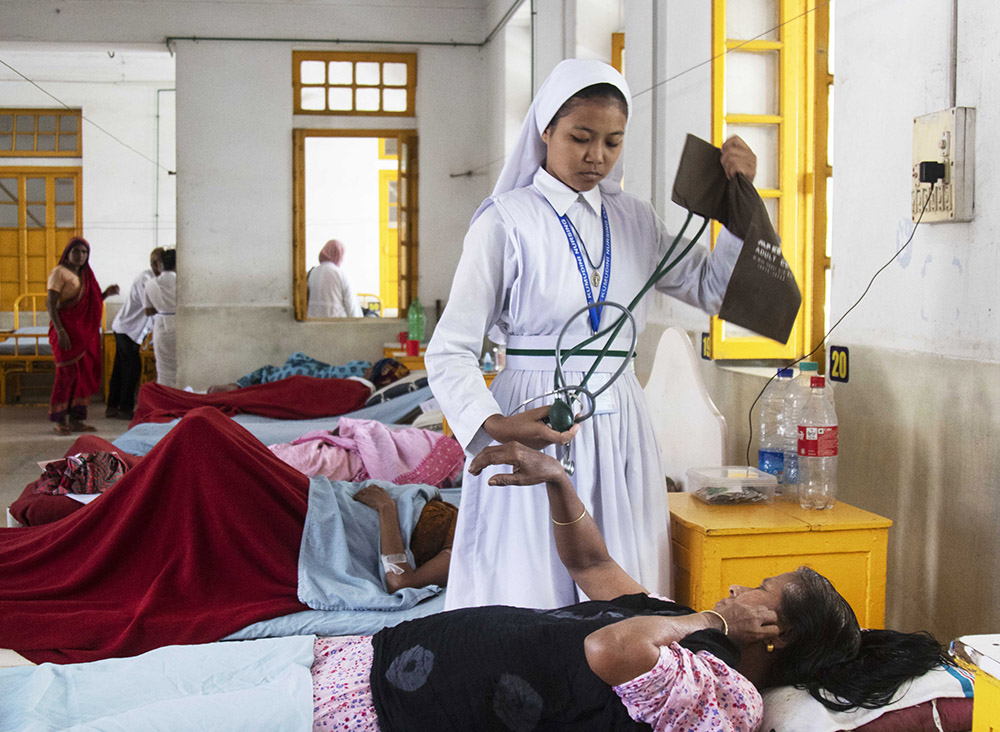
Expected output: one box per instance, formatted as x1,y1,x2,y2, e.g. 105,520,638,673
781,361,819,500
407,297,425,342
758,368,794,484
686,466,778,505
797,374,838,509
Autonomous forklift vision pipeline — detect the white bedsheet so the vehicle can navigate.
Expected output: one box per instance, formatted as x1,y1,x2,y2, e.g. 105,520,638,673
0,636,314,732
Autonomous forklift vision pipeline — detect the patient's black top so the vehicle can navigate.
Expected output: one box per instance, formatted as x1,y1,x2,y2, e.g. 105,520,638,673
370,593,738,732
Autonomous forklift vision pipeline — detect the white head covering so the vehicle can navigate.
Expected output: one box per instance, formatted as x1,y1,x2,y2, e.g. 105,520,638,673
472,58,632,223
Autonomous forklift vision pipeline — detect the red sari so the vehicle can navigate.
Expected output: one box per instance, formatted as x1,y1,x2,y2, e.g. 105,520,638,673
48,238,105,422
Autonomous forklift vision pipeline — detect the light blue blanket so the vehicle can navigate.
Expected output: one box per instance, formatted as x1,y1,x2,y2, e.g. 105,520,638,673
297,476,443,611
111,385,433,456
227,486,460,640
0,636,314,732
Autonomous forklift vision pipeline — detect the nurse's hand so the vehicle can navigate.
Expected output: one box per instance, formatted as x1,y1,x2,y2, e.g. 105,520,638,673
720,136,757,183
482,406,579,450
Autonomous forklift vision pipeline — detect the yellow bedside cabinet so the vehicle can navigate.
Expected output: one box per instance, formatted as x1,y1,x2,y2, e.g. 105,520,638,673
668,493,892,629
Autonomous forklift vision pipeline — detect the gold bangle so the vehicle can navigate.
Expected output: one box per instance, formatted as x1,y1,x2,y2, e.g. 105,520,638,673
551,506,588,526
702,609,728,636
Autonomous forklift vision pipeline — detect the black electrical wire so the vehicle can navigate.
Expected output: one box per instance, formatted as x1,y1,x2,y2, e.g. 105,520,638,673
743,183,936,467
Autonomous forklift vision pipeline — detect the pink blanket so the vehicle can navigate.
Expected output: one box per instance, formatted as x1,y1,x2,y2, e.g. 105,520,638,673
269,418,464,488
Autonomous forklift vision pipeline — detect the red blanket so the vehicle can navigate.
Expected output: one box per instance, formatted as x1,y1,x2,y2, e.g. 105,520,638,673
9,436,143,527
130,374,372,426
0,407,310,664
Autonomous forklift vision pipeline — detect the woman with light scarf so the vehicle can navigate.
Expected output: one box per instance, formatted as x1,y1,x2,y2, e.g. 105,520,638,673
307,238,363,318
426,59,757,609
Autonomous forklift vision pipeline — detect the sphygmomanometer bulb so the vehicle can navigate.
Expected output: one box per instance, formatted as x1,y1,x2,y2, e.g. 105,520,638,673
547,398,576,433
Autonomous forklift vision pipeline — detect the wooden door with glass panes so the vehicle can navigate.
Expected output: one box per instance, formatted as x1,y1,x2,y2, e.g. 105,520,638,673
0,169,82,311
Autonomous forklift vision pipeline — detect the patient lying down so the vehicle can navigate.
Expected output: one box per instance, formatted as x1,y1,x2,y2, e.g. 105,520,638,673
2,428,950,731
0,407,455,664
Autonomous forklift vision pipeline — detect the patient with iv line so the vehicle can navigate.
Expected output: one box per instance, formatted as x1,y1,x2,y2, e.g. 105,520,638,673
426,58,800,611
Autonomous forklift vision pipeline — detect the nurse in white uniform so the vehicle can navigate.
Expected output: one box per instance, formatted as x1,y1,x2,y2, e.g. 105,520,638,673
426,59,757,610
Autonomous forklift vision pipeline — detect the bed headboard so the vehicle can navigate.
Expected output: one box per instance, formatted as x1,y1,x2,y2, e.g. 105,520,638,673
642,327,727,491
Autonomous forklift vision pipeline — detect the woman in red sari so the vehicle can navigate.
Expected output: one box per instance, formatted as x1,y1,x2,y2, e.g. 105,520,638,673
46,237,118,434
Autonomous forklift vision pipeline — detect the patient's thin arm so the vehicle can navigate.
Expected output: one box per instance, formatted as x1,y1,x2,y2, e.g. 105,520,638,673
354,485,450,593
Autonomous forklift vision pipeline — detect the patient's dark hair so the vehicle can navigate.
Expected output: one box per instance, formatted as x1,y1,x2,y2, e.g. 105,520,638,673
545,83,628,132
161,249,176,271
771,567,948,712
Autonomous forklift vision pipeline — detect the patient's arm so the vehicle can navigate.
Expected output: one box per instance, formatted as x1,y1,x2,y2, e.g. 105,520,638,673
354,485,450,593
469,442,646,602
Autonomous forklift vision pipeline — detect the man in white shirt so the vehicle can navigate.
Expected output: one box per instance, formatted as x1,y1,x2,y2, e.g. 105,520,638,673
106,247,163,418
143,248,178,388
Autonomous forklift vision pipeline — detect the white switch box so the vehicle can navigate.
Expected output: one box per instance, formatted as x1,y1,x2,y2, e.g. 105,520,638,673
912,107,975,222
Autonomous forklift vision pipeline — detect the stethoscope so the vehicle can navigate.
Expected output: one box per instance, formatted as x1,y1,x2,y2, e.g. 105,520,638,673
511,210,711,474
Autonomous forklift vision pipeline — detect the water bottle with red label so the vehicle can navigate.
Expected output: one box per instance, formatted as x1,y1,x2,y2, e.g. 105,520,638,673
797,374,838,509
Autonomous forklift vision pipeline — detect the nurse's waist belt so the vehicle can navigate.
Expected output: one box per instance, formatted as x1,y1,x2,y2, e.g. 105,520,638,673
504,334,635,372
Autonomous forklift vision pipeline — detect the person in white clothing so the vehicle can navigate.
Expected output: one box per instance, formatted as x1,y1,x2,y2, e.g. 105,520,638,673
106,247,163,418
143,248,178,388
425,59,758,611
306,239,363,318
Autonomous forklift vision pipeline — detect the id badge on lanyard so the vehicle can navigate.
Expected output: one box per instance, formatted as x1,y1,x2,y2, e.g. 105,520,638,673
558,204,611,334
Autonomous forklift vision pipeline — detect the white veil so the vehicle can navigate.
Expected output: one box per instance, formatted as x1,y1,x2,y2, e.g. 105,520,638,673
471,58,632,223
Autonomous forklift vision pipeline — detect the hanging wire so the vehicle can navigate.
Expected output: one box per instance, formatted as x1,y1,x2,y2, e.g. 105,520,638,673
743,184,936,467
0,56,175,175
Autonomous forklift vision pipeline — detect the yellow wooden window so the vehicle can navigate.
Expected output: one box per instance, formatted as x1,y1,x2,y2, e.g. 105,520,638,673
292,129,418,321
0,109,82,157
293,52,416,117
708,0,831,362
0,168,82,310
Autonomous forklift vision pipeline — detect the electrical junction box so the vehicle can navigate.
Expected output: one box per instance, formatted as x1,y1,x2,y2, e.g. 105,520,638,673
912,107,975,223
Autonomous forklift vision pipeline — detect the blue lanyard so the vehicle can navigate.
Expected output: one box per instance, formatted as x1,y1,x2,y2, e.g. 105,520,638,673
557,204,611,333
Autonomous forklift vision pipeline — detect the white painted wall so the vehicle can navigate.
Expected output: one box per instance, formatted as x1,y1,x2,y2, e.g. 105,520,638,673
173,38,490,383
626,0,1000,641
0,44,175,322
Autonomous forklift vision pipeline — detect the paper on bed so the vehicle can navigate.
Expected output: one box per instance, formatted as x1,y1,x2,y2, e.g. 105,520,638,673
298,476,443,611
759,664,974,732
0,636,314,732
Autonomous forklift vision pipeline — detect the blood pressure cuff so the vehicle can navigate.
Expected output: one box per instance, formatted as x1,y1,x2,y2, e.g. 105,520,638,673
671,134,802,344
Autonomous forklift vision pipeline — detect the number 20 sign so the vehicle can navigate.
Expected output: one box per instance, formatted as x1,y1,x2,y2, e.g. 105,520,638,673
829,346,849,383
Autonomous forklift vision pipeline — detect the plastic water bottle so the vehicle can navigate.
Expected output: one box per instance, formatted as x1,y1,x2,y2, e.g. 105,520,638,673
407,297,425,342
781,361,819,500
481,351,494,372
758,368,793,485
797,374,838,509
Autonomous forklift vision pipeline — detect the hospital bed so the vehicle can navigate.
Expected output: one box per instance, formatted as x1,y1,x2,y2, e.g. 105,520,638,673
0,291,109,405
0,293,54,405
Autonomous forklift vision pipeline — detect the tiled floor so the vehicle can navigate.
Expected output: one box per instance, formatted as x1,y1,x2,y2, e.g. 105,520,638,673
0,404,131,516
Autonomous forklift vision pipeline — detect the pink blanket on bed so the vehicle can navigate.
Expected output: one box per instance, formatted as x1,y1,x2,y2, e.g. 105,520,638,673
268,418,464,488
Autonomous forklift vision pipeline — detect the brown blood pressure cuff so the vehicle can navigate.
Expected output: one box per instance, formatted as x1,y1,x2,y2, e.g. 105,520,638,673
671,134,801,344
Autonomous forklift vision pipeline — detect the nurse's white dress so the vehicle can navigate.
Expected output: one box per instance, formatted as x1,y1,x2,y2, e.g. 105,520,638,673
426,167,743,610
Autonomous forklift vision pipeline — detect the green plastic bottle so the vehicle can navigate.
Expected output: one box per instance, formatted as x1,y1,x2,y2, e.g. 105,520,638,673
407,297,425,342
